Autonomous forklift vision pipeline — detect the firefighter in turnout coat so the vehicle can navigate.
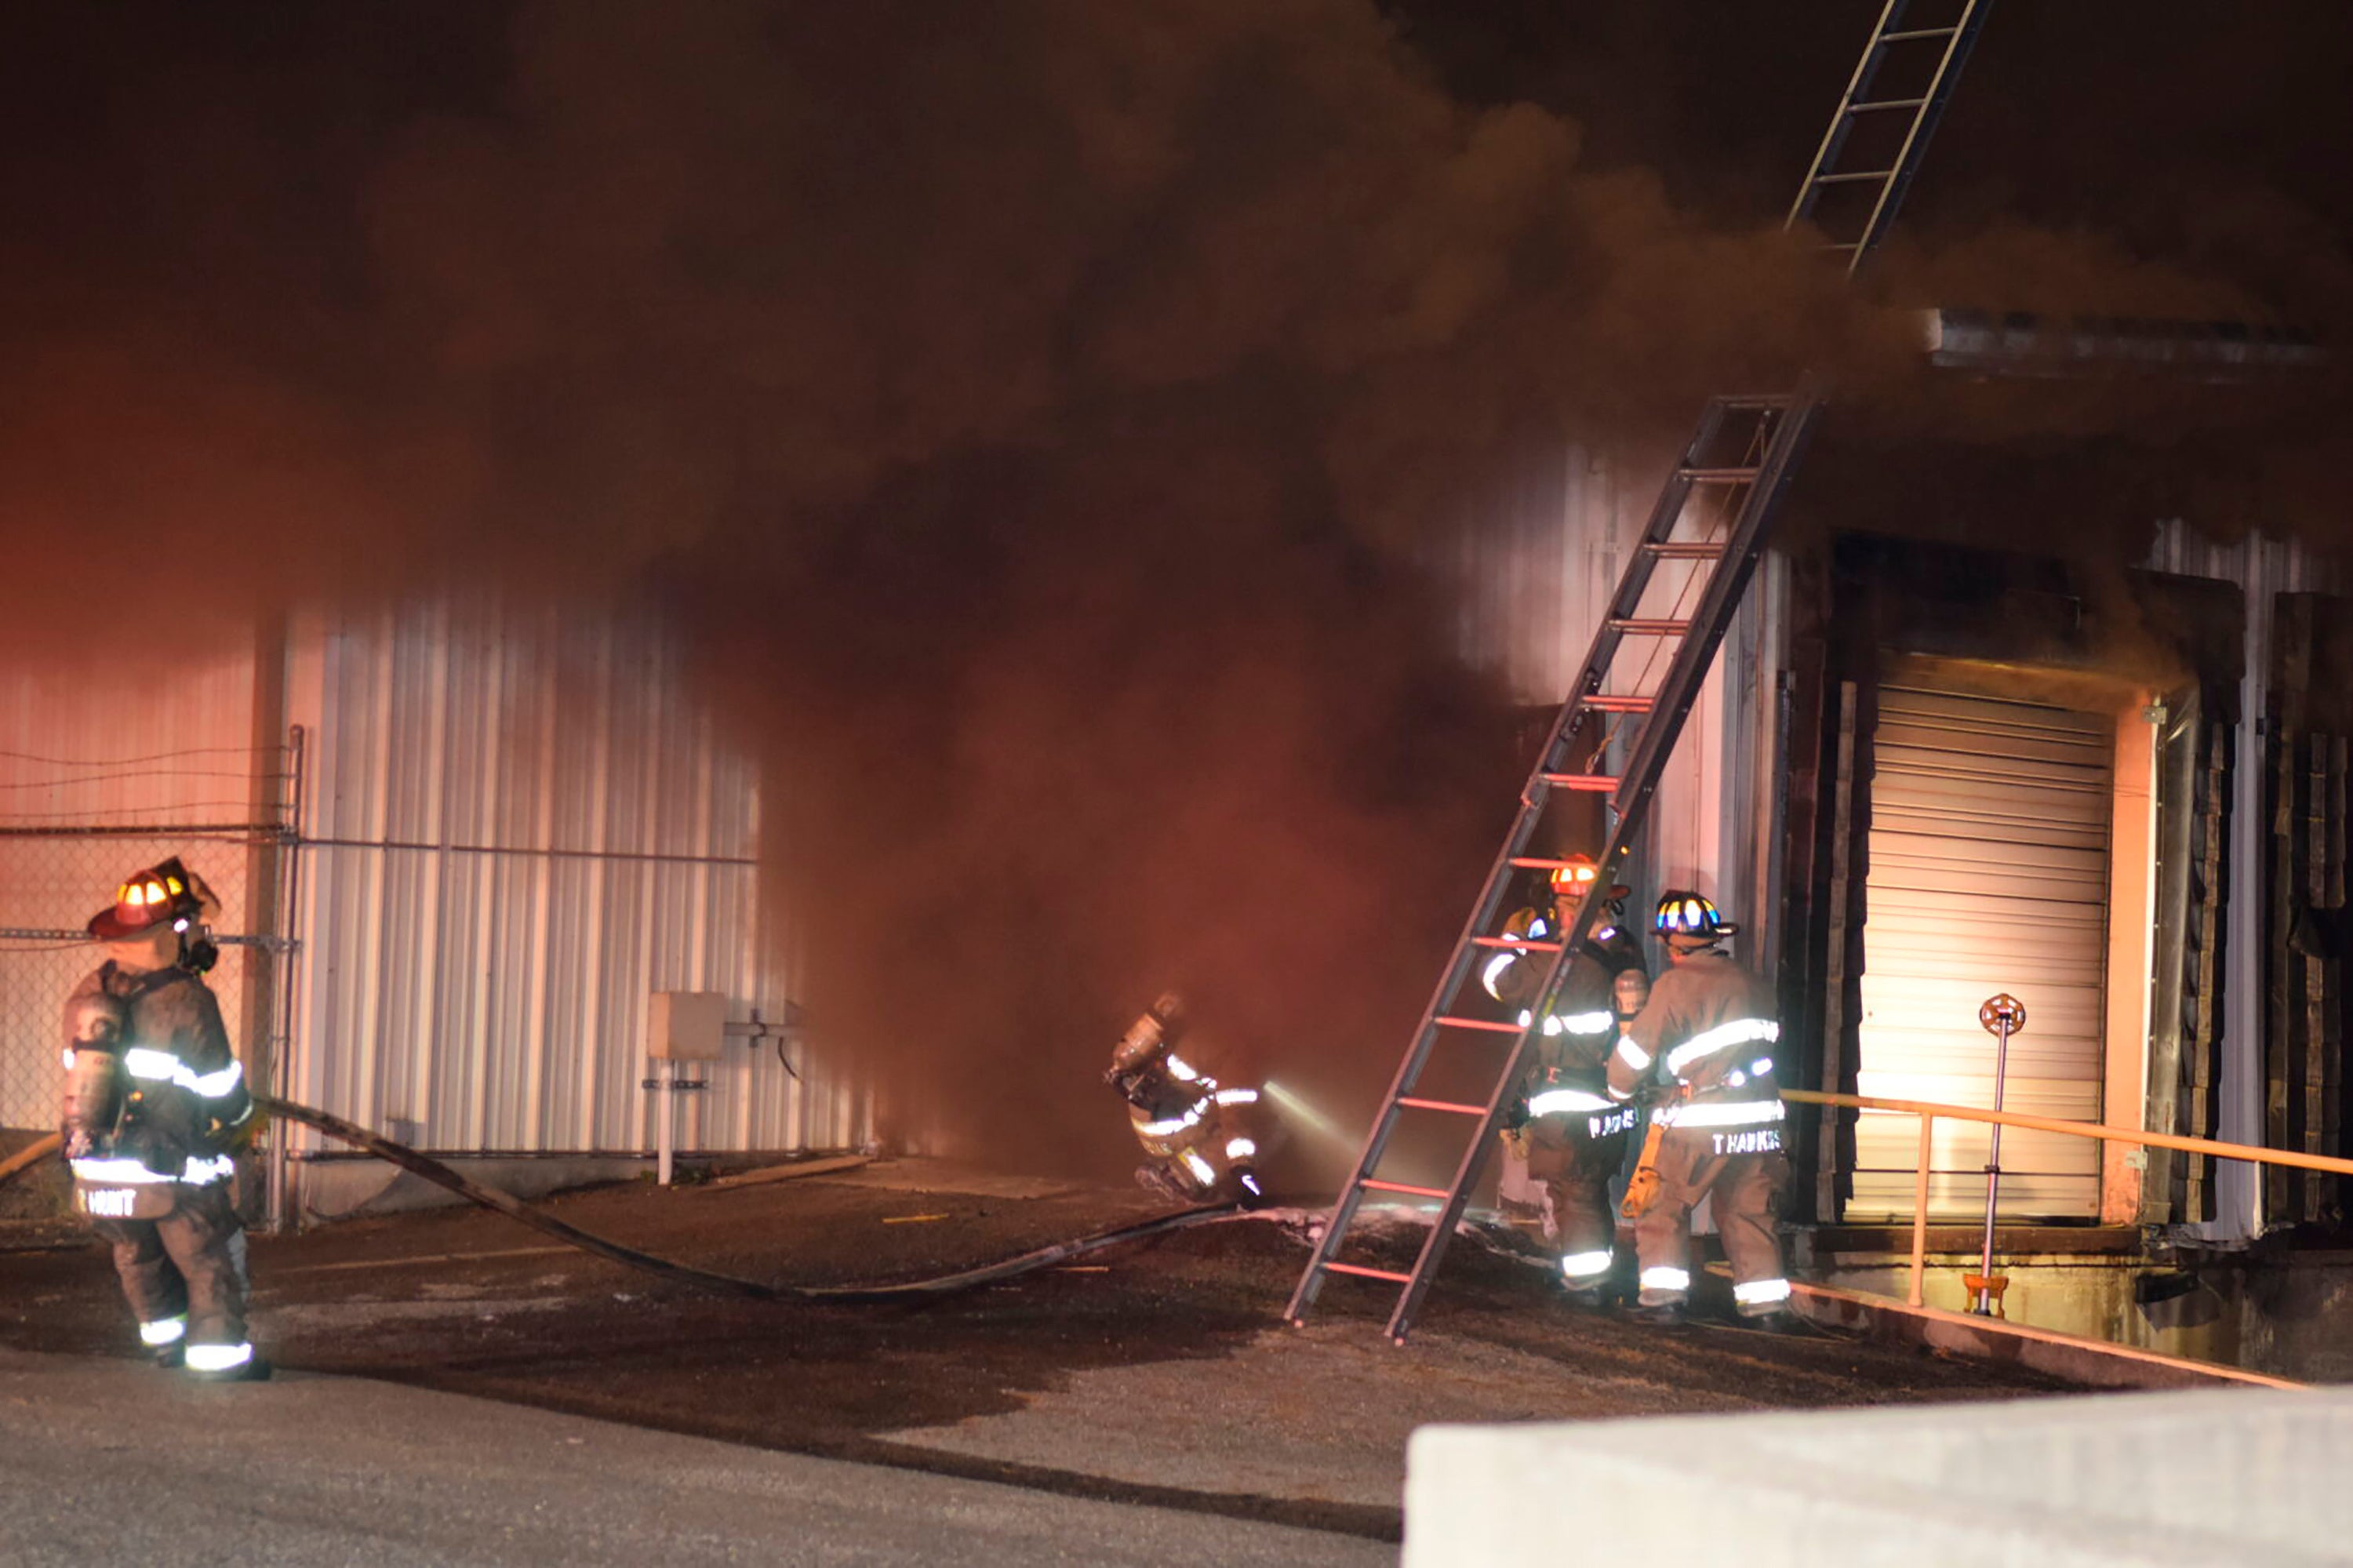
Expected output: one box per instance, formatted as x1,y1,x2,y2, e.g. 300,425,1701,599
60,861,262,1378
1106,993,1264,1206
1487,856,1650,1302
1607,890,1793,1327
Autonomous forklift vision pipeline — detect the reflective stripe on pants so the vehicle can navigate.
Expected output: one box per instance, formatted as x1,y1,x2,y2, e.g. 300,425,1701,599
86,1178,249,1354
1631,1126,1788,1311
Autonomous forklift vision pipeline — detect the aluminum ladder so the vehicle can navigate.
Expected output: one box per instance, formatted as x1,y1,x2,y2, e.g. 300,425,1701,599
1286,0,1990,1344
1283,394,1817,1341
1791,0,1992,274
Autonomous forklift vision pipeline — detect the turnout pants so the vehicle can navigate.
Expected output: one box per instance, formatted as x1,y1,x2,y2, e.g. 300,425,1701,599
1633,1122,1790,1315
1526,1113,1632,1289
87,1180,248,1351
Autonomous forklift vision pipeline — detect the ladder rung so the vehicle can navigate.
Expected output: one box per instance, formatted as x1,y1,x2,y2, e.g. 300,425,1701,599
1678,466,1759,484
1397,1097,1489,1115
1606,618,1690,635
1469,935,1563,951
1581,694,1654,714
1844,97,1927,114
1362,1178,1451,1199
1818,242,1863,253
1811,169,1896,186
1717,395,1793,409
1508,856,1587,870
1642,541,1724,559
1321,1261,1413,1284
1538,773,1620,792
1432,1016,1522,1035
1879,27,1959,42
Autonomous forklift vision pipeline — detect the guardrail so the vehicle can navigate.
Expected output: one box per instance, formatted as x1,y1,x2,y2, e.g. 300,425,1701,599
1781,1088,2353,1308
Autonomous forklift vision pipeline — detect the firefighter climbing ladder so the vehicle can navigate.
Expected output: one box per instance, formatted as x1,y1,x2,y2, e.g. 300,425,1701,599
1286,0,1991,1343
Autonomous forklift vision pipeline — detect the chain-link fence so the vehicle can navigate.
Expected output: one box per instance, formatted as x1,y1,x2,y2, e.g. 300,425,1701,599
0,827,289,1131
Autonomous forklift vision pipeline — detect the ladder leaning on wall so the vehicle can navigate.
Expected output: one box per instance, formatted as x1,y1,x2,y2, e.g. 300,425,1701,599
1285,0,1994,1344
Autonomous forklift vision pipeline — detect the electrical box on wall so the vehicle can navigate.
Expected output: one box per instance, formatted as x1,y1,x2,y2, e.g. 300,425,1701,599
647,991,727,1061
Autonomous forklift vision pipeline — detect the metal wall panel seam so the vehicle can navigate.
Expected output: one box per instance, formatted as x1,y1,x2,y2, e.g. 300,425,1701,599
464,620,507,1151
522,607,558,1149
576,628,614,1151
350,607,395,1137
633,686,665,1156
408,602,451,1147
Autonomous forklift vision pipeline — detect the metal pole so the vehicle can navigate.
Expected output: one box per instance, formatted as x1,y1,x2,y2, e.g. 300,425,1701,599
1909,1112,1932,1308
267,722,307,1234
656,1060,676,1187
1975,1019,2009,1311
1973,994,2025,1315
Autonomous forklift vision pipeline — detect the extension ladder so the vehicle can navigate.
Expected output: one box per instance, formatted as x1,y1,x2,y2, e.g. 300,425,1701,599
1285,395,1816,1341
1791,0,1992,273
1286,0,1990,1344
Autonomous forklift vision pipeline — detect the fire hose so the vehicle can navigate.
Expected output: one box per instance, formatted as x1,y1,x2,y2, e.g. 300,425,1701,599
0,1097,1241,1302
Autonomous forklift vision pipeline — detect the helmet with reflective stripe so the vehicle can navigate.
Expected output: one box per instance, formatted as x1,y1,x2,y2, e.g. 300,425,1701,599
1547,853,1631,903
1654,889,1737,943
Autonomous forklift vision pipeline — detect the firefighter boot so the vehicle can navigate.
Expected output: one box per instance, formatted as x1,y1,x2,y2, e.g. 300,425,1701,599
1739,1308,1831,1339
184,1341,270,1382
1557,1253,1615,1311
138,1314,187,1369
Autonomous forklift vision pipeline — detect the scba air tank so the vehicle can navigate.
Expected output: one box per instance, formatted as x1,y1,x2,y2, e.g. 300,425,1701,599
60,994,128,1155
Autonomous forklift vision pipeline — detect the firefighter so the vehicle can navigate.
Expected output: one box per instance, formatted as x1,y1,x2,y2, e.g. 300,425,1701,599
1487,857,1649,1303
60,860,264,1379
1105,993,1264,1206
1607,890,1793,1329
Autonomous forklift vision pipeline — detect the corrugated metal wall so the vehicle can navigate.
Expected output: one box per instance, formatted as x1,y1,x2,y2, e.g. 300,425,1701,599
282,596,860,1159
1432,441,1768,921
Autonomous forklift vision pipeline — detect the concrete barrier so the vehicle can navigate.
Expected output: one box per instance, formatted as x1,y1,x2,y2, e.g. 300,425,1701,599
1407,1386,2350,1566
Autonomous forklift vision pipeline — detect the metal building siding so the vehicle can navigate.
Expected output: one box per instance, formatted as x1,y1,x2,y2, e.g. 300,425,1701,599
0,642,263,824
285,598,853,1156
1852,685,2112,1220
1433,441,1758,910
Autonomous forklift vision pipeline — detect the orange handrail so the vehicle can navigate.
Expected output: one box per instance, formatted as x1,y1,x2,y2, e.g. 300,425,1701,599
1781,1088,2353,1308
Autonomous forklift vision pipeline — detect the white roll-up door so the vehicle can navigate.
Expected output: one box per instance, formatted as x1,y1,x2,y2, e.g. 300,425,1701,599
1850,678,2113,1221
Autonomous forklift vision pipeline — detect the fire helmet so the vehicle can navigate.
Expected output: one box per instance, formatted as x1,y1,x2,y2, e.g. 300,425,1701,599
87,860,209,942
1548,854,1631,903
1654,890,1737,944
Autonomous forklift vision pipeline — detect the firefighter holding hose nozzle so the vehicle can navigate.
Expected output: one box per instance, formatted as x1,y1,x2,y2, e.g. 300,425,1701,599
1609,890,1796,1331
1487,857,1649,1305
61,860,264,1380
1106,993,1265,1207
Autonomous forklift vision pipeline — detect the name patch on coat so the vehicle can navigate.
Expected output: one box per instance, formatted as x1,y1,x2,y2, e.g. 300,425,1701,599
1585,1108,1639,1141
1711,1128,1783,1157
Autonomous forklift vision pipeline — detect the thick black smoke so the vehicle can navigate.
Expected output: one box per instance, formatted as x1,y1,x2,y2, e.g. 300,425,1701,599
0,2,2344,1171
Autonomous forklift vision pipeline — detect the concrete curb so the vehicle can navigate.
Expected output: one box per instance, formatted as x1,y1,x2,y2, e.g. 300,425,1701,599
1790,1279,2303,1392
1406,1386,2353,1567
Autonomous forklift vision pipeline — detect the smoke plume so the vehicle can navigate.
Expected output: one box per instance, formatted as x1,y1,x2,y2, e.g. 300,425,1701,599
0,1,2345,1172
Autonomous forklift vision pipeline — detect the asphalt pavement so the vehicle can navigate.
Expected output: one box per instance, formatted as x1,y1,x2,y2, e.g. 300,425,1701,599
0,1346,1391,1567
